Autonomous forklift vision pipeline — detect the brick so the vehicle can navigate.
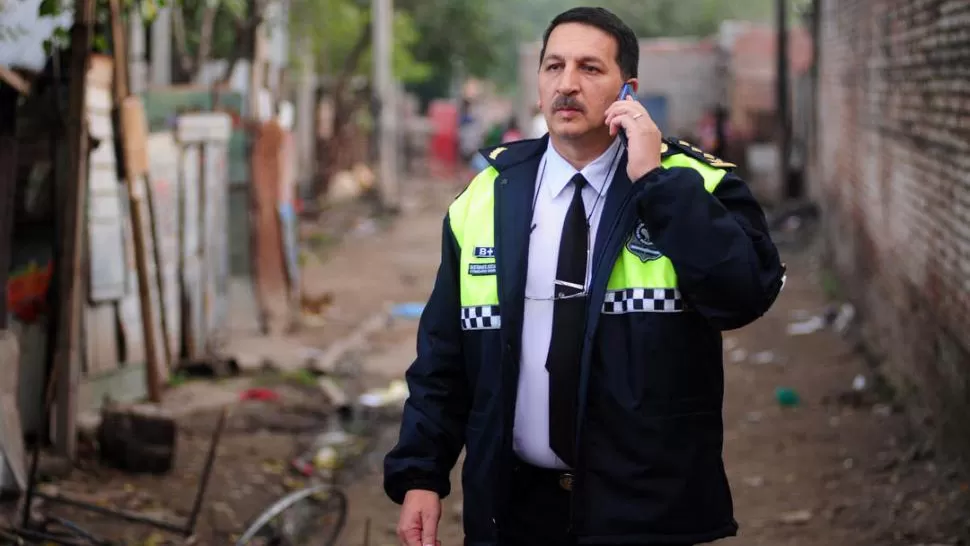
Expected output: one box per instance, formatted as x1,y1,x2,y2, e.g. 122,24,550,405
811,0,970,455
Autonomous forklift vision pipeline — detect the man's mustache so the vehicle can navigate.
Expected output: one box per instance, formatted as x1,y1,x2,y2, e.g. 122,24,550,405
552,96,585,112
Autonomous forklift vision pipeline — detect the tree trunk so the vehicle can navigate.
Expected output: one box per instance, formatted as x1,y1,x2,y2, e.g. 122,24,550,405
193,2,219,83
314,24,373,197
170,3,195,79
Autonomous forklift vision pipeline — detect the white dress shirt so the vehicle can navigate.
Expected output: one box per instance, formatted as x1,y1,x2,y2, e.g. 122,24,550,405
513,137,623,469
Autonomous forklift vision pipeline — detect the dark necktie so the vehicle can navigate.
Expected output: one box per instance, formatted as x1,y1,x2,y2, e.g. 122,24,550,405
547,173,588,467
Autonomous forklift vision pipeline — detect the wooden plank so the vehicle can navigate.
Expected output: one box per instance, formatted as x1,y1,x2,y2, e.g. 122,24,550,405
85,87,113,113
87,112,113,141
180,145,201,261
108,0,166,400
117,210,145,366
120,98,149,178
53,0,96,459
134,175,169,372
184,257,205,360
86,54,114,91
0,331,27,493
87,140,128,303
203,142,231,341
179,144,204,360
0,67,30,95
146,134,181,362
83,304,120,376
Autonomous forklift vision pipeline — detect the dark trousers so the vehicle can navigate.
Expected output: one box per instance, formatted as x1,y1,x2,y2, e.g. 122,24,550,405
498,458,694,546
499,458,574,546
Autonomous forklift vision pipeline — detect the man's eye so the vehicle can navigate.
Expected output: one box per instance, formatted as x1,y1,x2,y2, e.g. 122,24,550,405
582,66,600,73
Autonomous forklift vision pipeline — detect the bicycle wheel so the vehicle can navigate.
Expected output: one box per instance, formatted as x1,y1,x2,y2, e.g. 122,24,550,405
234,485,347,546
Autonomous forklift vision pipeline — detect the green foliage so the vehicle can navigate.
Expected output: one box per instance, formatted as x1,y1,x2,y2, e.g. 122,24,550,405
288,0,430,84
32,0,172,55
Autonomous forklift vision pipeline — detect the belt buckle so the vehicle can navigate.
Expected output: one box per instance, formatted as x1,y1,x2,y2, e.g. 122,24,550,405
558,472,574,492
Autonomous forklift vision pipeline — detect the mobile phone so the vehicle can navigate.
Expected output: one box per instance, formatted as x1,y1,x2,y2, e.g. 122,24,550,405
617,83,635,146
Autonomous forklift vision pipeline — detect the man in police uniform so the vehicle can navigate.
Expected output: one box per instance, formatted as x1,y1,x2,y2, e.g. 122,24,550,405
385,7,786,546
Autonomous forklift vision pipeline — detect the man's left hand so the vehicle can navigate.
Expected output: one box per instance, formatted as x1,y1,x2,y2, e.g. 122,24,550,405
606,96,663,181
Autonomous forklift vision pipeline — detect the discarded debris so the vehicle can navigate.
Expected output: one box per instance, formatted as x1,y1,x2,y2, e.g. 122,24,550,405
778,509,813,524
743,476,765,488
728,349,748,364
317,377,350,412
787,315,825,336
872,404,893,417
308,310,393,374
831,303,856,333
239,387,280,402
314,446,340,470
98,404,177,474
751,351,777,365
775,387,801,408
391,302,426,319
358,380,409,409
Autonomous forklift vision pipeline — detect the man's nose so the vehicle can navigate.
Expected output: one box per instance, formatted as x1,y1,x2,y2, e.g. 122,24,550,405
557,65,580,95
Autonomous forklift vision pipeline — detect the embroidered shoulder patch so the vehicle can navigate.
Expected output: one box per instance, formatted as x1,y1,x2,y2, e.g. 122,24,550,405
626,221,663,262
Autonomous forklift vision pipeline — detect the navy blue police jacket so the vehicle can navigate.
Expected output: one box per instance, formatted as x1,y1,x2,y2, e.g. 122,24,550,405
384,135,786,545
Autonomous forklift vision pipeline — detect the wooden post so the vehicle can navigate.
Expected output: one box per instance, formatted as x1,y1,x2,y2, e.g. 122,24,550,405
108,0,167,401
53,0,97,457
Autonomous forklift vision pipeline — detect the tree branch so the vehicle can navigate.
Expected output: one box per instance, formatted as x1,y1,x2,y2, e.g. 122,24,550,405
330,21,372,122
218,0,267,85
192,0,220,82
170,2,196,76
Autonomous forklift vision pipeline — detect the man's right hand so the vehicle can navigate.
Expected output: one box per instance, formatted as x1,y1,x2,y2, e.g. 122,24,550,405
397,489,442,546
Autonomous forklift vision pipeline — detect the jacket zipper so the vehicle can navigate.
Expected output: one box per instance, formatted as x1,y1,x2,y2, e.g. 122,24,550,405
569,186,639,534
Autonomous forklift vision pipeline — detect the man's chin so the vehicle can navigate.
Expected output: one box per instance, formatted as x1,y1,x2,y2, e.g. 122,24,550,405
550,123,589,140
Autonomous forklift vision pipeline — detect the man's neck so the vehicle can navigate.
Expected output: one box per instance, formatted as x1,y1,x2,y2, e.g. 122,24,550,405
550,133,615,171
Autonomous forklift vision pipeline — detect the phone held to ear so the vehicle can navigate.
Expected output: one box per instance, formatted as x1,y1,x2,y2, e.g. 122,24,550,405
617,83,635,146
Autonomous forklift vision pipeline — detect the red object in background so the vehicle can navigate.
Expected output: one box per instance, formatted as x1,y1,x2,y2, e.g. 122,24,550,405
239,387,279,402
502,128,523,143
7,261,53,324
427,100,458,179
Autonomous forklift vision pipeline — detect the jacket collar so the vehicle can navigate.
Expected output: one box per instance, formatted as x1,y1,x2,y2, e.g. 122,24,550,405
479,136,549,173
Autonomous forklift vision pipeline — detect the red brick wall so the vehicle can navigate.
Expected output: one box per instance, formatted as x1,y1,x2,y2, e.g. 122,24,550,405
729,25,813,141
811,0,970,453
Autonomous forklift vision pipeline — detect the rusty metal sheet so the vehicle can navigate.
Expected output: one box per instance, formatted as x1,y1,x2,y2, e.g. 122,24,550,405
146,132,182,363
202,142,230,341
87,138,128,303
180,144,201,262
181,255,205,360
179,142,204,361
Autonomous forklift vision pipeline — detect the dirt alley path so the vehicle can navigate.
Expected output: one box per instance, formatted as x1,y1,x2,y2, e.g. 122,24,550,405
13,179,966,546
327,181,969,546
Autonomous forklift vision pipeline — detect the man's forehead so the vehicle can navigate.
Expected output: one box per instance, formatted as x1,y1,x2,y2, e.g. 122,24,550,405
544,23,618,62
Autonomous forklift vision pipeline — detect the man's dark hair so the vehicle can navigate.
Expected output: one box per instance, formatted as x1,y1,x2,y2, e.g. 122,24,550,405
539,7,639,79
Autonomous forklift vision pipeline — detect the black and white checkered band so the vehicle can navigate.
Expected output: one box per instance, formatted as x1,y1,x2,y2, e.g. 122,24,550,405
461,305,501,330
602,288,684,314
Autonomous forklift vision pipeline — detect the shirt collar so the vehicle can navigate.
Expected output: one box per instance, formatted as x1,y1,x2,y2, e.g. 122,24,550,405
541,137,622,199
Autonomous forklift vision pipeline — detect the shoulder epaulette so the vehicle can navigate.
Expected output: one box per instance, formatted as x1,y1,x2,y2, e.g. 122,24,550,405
479,138,547,171
662,137,736,170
